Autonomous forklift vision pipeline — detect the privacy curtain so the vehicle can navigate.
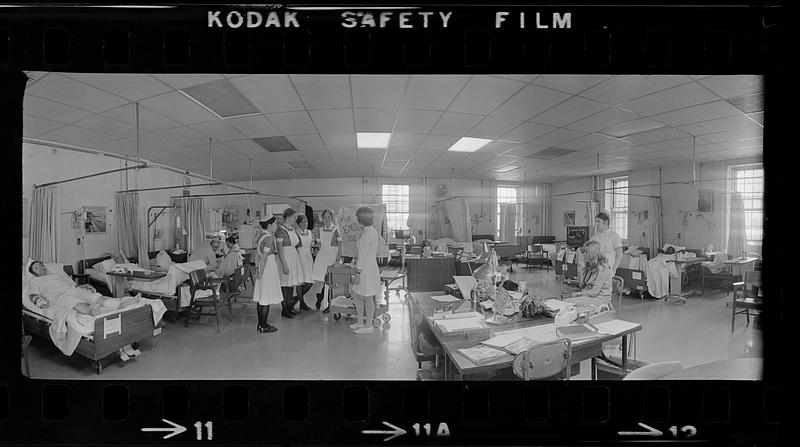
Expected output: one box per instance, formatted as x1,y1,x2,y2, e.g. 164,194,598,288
498,203,517,242
114,193,150,268
442,199,472,242
28,185,59,262
172,197,205,254
727,192,746,257
645,197,663,256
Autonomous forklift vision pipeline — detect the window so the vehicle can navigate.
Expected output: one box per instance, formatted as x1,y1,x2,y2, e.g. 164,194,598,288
382,184,409,231
496,186,521,239
604,176,628,240
732,165,763,249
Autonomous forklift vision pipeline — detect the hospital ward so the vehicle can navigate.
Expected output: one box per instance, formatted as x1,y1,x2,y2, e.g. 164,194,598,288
20,73,763,380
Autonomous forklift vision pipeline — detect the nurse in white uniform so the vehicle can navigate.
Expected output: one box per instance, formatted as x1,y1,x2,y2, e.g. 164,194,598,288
350,207,382,334
252,217,282,333
294,214,314,311
310,208,341,311
275,208,304,318
590,211,623,273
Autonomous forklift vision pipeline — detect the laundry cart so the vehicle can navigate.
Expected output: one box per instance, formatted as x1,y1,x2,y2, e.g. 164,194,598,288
326,264,391,327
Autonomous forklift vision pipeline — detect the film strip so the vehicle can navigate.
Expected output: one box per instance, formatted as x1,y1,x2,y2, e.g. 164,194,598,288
0,1,788,446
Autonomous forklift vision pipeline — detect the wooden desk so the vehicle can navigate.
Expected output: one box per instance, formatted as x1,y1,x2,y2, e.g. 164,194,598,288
406,255,457,292
665,257,705,303
106,271,166,297
660,358,761,380
412,291,642,380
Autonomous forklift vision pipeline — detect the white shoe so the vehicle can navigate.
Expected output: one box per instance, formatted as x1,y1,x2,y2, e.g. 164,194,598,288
349,323,363,329
354,326,374,334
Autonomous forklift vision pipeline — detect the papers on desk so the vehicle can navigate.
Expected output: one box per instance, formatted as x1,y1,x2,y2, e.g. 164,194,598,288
482,334,535,355
431,295,461,303
435,316,486,332
432,311,483,321
556,324,601,341
592,319,640,335
457,345,507,365
544,299,574,313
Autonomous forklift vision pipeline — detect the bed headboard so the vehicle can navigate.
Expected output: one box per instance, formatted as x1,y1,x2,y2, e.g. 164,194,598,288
77,255,112,274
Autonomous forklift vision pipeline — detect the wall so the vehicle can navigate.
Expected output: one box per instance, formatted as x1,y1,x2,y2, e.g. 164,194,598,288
549,156,763,253
550,177,595,241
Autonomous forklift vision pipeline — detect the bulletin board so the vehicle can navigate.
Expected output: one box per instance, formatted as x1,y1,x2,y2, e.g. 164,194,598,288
337,204,388,258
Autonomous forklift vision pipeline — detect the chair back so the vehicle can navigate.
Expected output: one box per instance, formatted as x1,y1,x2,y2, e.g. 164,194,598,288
189,268,207,287
63,264,75,277
745,270,762,288
224,265,246,293
612,276,624,312
512,338,572,380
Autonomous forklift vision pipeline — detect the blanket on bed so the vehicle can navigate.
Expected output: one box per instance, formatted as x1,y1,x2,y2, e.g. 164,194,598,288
128,260,206,295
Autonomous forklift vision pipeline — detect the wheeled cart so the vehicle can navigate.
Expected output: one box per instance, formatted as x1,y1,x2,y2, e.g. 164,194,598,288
326,264,391,328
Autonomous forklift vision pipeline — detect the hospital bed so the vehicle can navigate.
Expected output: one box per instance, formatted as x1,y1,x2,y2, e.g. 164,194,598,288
22,265,163,374
615,248,651,298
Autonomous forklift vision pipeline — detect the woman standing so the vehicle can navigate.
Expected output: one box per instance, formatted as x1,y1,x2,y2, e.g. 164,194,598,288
275,208,304,318
310,209,341,311
294,214,314,311
350,207,382,334
251,217,282,333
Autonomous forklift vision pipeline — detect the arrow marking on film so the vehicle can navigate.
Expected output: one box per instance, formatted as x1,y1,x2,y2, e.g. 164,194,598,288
141,419,187,439
618,422,663,437
362,421,407,442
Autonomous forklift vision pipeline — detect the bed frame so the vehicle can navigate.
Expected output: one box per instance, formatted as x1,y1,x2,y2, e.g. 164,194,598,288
22,305,159,374
615,248,651,298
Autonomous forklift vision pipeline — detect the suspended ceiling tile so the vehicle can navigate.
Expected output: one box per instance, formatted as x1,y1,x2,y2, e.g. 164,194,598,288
230,74,304,114
354,108,397,132
478,140,521,154
747,112,764,125
351,75,408,108
103,138,138,156
599,118,665,138
394,109,442,134
430,112,484,137
620,82,720,116
273,151,306,161
402,75,470,110
267,111,317,135
499,121,557,143
41,125,119,148
623,127,688,145
221,138,267,157
253,136,298,152
223,114,280,138
23,95,94,124
531,75,609,94
678,115,761,137
492,74,538,83
65,73,173,101
301,150,333,161
565,107,640,133
491,84,570,120
334,149,358,159
285,134,326,151
386,149,415,161
308,109,355,134
449,76,527,115
180,79,259,118
23,115,65,137
102,104,181,132
726,93,763,114
157,125,211,146
192,120,248,142
531,96,609,128
73,115,137,138
409,151,440,160
152,74,224,90
699,75,763,99
650,100,742,127
645,137,693,151
388,133,425,149
530,127,586,150
139,91,219,125
26,74,129,113
291,74,352,109
466,116,524,139
419,135,458,151
558,133,609,151
700,127,763,143
321,133,357,149
137,131,187,152
500,143,549,157
580,75,691,104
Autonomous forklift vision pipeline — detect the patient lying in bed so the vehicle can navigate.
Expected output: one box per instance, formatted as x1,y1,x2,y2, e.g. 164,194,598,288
27,261,137,316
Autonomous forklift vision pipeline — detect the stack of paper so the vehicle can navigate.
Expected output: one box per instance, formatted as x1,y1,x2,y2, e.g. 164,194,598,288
482,333,536,355
431,295,461,303
593,319,640,335
544,299,574,313
555,324,601,341
435,317,485,332
457,345,507,365
433,311,483,320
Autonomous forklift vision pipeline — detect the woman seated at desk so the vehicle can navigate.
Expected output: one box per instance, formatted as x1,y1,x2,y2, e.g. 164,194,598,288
564,240,614,308
216,236,243,278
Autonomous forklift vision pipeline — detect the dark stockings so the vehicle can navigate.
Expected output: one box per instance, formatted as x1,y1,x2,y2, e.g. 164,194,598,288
281,287,296,317
256,304,276,332
296,283,313,310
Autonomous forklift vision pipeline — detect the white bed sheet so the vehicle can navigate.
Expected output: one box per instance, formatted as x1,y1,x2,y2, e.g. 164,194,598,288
85,267,110,289
128,260,206,296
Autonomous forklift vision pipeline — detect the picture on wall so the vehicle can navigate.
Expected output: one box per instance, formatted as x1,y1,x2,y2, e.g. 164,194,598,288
83,206,107,234
698,188,714,212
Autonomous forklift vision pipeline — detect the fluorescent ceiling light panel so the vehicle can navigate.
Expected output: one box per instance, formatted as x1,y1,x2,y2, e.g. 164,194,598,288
253,136,297,152
597,118,665,138
357,132,391,148
448,137,492,152
180,79,260,119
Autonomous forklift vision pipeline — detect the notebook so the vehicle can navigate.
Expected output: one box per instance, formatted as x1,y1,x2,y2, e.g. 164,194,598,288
555,323,601,341
435,317,485,332
431,295,461,303
481,334,535,355
457,345,508,365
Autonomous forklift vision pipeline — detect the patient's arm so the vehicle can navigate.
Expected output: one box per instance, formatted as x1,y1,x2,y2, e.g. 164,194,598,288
73,303,94,315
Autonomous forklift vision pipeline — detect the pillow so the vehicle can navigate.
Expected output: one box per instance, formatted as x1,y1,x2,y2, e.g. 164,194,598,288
93,258,117,273
155,250,174,269
44,262,73,283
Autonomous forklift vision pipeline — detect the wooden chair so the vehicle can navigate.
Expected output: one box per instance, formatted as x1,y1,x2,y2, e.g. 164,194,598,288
187,269,223,333
524,244,549,270
731,270,763,332
219,265,248,320
494,244,526,272
623,361,683,380
512,338,573,380
242,252,256,289
22,324,32,377
612,276,624,313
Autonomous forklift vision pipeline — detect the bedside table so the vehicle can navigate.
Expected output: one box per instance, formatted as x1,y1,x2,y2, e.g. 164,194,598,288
71,273,90,285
